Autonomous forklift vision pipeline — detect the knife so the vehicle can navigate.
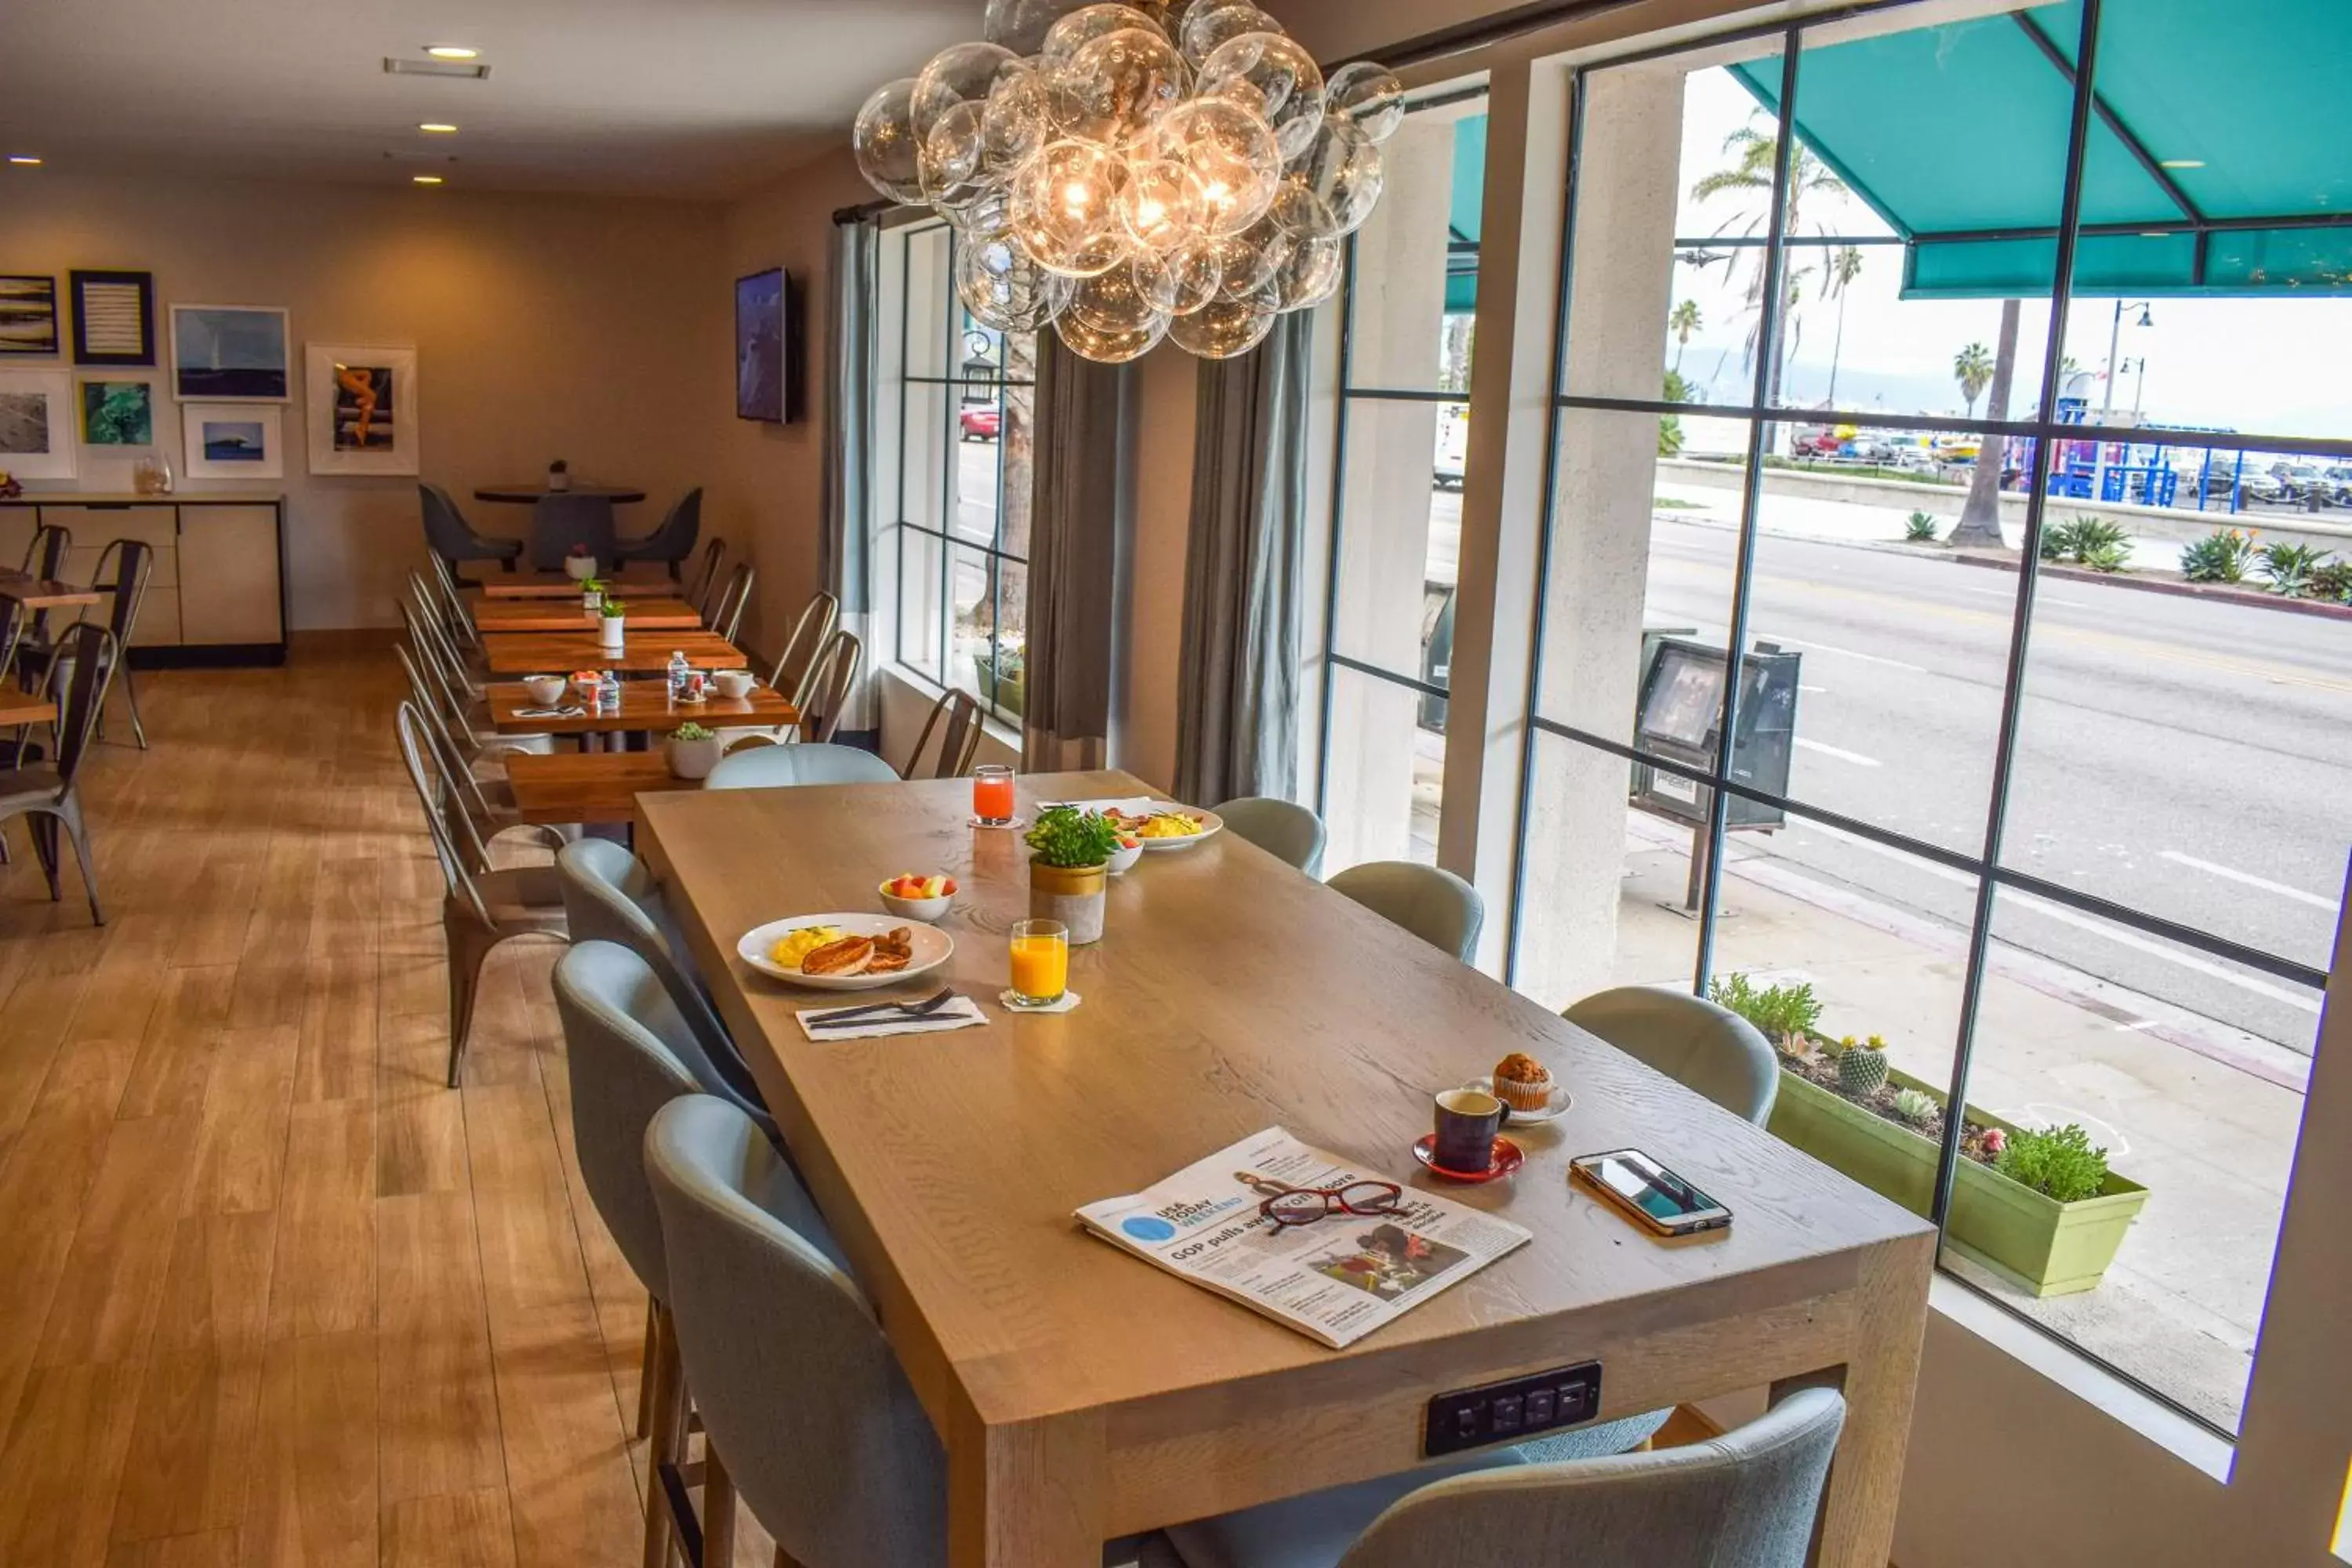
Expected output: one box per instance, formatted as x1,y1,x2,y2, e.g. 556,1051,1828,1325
806,989,957,1028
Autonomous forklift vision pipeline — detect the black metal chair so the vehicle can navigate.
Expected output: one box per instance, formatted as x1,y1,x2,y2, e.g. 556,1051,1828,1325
614,488,703,579
15,523,71,668
0,621,116,924
18,539,154,749
419,483,522,575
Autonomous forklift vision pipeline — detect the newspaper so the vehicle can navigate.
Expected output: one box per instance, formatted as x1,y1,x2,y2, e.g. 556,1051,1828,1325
1076,1127,1532,1348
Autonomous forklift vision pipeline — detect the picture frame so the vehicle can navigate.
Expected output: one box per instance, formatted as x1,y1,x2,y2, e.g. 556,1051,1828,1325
0,275,60,356
0,368,78,478
172,303,290,401
181,402,285,480
735,267,787,423
78,378,155,447
71,270,156,366
303,342,418,475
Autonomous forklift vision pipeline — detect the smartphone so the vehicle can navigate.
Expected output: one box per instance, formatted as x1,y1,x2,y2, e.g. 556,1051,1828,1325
1570,1149,1733,1236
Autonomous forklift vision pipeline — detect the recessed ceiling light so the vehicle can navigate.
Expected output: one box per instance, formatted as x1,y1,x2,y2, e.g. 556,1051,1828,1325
2159,158,2205,169
419,123,459,134
6,155,41,166
424,45,479,60
413,174,445,185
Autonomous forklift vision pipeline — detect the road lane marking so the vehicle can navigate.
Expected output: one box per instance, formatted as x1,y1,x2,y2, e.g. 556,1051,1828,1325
1794,738,1882,768
1955,583,2089,608
1762,634,1929,673
2158,851,2340,913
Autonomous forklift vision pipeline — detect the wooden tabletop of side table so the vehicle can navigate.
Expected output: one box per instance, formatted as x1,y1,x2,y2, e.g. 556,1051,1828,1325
477,630,745,677
0,694,58,728
471,597,702,633
0,570,101,610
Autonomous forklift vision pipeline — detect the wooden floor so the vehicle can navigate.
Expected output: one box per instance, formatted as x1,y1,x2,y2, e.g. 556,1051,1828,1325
0,640,793,1567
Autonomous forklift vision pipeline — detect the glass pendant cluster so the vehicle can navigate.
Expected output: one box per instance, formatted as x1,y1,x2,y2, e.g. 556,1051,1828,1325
853,0,1403,362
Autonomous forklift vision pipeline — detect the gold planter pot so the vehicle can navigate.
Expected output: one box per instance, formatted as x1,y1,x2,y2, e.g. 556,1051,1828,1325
1029,861,1108,946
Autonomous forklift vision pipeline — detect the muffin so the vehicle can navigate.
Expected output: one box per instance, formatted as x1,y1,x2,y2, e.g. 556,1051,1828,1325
1492,1052,1555,1113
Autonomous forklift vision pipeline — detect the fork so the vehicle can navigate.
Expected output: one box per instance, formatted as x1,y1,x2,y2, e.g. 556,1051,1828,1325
805,988,957,1029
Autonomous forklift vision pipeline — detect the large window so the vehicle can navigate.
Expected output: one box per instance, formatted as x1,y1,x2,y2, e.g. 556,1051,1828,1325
876,220,1035,721
1511,1,2347,1437
1315,89,1488,873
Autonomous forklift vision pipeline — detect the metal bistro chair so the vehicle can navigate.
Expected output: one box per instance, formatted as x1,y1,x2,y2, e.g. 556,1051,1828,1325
13,522,71,676
706,561,755,645
702,741,896,791
766,590,838,710
396,647,571,865
686,538,728,620
1214,797,1328,876
19,539,154,749
425,550,481,649
395,700,567,1087
0,622,117,925
902,687,983,780
419,482,522,576
1326,861,1484,964
795,628,861,745
405,575,485,691
614,486,703,578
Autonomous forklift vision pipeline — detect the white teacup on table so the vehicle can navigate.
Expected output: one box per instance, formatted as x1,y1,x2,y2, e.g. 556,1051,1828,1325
521,673,567,706
712,669,755,700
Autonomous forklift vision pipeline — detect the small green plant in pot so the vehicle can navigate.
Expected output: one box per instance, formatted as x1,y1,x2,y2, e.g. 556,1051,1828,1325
666,720,721,780
597,597,626,651
1707,973,1822,1054
580,575,606,610
1025,805,1122,946
1837,1033,1889,1098
1994,1123,2111,1203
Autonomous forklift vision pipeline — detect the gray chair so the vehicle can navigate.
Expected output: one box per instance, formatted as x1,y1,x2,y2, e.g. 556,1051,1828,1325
1166,1388,1846,1568
529,492,619,572
1566,985,1779,1126
1326,861,1483,963
419,482,521,575
1215,797,1327,875
554,838,775,1122
614,487,702,577
703,740,896,790
0,621,114,924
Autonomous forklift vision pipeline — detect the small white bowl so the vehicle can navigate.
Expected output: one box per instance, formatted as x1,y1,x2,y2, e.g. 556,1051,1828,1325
521,674,567,706
713,669,756,700
878,884,953,922
1106,839,1143,874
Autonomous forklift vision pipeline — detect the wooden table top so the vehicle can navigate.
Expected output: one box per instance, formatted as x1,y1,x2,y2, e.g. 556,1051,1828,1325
476,568,675,600
487,681,797,736
0,694,58,727
471,597,702,633
639,770,1931,1430
504,750,706,823
0,570,101,610
474,484,647,503
477,630,745,677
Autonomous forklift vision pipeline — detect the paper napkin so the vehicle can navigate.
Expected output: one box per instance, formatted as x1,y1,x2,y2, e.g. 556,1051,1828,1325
794,995,990,1040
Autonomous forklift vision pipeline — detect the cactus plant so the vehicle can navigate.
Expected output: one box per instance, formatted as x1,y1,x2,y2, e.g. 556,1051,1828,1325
1837,1034,1889,1098
1892,1087,1936,1124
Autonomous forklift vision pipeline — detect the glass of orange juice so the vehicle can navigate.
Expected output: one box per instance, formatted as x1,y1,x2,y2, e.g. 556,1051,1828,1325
1007,919,1069,1009
973,764,1017,826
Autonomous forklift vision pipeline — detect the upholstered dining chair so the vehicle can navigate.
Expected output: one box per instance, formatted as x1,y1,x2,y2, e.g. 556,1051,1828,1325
706,562,756,644
766,589,838,710
902,687,983,780
703,741,896,791
1163,1388,1847,1568
17,539,154,749
0,621,115,925
554,838,773,1125
1326,861,1483,963
528,492,619,572
1214,797,1327,875
419,482,521,575
1564,985,1779,1126
395,701,567,1086
614,487,702,577
795,629,862,744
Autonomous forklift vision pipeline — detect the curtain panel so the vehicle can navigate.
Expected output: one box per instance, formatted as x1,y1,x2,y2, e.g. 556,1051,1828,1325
822,216,880,740
1022,334,1129,772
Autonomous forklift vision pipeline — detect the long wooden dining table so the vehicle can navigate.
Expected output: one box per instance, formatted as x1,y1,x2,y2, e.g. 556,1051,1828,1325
478,630,745,676
471,595,702,633
637,769,1934,1568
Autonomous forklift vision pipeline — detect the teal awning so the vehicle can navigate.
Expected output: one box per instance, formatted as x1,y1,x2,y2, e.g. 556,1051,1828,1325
1446,115,1486,315
1728,0,2352,299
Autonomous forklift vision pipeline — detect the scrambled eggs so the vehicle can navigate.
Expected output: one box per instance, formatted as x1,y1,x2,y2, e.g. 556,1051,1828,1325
1136,813,1203,839
771,925,846,970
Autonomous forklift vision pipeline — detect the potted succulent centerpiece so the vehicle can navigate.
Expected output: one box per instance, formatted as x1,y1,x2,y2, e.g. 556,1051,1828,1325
666,720,721,780
564,537,595,580
550,459,574,495
1024,804,1120,946
579,575,605,611
597,597,626,653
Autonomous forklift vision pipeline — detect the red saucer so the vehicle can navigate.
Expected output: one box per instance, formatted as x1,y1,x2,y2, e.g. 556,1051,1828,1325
1411,1134,1525,1183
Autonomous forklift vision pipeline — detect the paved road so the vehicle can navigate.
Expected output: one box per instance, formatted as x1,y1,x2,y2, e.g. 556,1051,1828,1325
1638,518,2348,1049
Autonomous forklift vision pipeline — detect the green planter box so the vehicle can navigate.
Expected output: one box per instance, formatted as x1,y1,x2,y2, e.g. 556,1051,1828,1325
1769,1065,2147,1298
975,661,1025,719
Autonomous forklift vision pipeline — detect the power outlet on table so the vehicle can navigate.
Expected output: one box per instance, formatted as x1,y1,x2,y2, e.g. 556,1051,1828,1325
1423,1361,1603,1457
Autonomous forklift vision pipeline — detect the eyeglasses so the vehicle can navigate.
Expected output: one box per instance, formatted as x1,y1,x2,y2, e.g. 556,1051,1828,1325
1258,1180,1404,1228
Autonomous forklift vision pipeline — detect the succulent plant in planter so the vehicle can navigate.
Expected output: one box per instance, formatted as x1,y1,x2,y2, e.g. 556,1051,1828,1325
597,597,626,650
1993,1123,2111,1203
1891,1087,1936,1124
1024,805,1123,946
1837,1033,1889,1098
666,720,721,780
1707,973,1823,1054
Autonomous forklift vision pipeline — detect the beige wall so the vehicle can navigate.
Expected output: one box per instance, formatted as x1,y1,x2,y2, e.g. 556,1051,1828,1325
7,172,730,630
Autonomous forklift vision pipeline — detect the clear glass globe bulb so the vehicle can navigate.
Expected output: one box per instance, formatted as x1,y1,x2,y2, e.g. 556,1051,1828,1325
1273,232,1341,310
1011,139,1132,276
1288,113,1385,235
852,78,927,204
1048,27,1187,149
1325,61,1406,143
1196,31,1324,160
1152,96,1279,237
1178,2,1275,67
1057,307,1169,363
1043,2,1167,59
983,0,1095,56
1168,278,1277,358
956,237,1074,332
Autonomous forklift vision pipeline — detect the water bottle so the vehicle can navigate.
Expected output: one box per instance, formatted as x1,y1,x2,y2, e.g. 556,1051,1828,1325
666,650,690,700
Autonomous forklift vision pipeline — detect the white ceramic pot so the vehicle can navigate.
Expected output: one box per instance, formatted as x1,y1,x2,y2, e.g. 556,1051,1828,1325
564,554,596,580
667,735,723,780
582,588,601,610
550,472,573,493
597,615,626,652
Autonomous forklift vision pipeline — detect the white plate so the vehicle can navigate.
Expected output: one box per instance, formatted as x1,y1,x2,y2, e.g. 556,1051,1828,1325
737,913,955,990
1468,1076,1573,1124
1127,807,1223,852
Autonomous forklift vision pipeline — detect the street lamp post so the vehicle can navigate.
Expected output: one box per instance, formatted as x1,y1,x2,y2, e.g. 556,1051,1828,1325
2096,300,2153,502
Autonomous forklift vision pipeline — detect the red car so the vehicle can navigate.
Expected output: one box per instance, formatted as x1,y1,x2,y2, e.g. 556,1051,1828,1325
960,406,1000,441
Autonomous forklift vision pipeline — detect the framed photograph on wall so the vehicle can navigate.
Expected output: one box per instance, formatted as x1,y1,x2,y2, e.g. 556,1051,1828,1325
182,403,285,479
172,303,290,401
0,276,60,356
735,267,786,423
79,379,155,447
0,368,78,478
71,270,154,366
303,343,417,474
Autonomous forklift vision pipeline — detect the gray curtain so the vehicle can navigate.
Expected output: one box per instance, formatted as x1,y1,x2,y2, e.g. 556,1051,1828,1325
1022,334,1128,772
1172,312,1312,805
822,216,880,741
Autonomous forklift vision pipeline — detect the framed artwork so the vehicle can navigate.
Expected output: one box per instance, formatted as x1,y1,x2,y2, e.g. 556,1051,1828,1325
0,368,78,478
182,403,284,479
71,270,155,366
303,343,418,474
0,276,59,355
735,267,786,423
79,379,154,446
172,303,290,401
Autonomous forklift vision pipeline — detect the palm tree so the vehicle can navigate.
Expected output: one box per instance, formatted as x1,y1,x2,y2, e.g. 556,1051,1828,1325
1823,245,1864,405
1951,300,2020,549
1953,342,1994,420
1669,299,1702,374
1689,118,1846,402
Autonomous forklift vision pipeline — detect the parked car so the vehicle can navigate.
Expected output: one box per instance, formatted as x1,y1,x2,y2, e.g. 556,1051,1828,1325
1433,405,1468,489
2323,465,2352,505
2270,462,2332,507
960,405,1000,441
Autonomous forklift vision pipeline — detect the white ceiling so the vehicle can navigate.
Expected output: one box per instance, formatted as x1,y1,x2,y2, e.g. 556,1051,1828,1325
0,0,981,200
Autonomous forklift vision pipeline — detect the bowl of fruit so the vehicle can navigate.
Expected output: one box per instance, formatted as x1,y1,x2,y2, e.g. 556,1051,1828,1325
1106,831,1143,874
878,871,957,922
